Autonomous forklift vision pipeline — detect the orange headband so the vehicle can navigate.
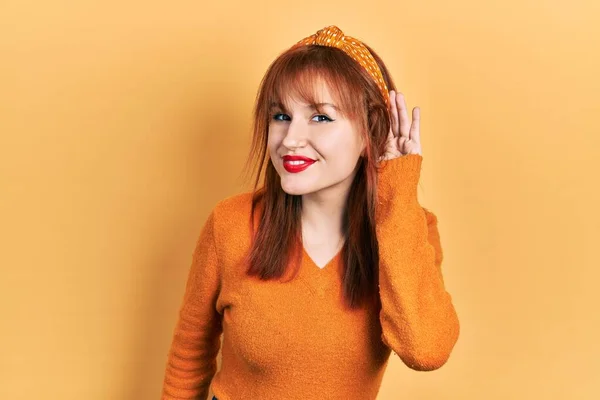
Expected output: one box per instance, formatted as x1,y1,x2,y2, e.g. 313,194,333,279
290,25,390,107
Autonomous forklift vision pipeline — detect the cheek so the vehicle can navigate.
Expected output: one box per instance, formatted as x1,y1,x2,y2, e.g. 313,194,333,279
320,132,363,161
267,130,280,155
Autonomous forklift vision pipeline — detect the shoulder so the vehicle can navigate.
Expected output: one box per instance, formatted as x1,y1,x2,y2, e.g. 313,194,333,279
212,191,255,222
202,191,256,260
208,191,256,246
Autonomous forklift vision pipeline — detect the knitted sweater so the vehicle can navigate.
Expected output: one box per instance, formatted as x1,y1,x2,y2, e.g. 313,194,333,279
161,154,460,400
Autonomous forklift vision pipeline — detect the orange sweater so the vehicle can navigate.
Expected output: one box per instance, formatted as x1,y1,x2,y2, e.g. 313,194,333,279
161,154,460,400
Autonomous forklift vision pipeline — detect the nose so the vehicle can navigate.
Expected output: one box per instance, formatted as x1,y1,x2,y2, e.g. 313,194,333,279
281,118,308,149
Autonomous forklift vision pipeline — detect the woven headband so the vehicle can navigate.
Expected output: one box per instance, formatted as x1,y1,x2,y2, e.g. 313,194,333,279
290,25,390,107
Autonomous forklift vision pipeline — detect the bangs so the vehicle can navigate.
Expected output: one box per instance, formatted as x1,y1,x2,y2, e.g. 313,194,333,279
263,46,368,121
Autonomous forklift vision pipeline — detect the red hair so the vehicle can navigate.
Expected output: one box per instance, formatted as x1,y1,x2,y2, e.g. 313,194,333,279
242,43,397,309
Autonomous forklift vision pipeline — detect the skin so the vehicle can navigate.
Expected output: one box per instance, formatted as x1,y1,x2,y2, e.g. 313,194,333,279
267,85,422,266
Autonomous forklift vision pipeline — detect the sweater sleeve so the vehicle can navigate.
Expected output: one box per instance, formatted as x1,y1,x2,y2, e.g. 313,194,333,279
162,210,223,399
375,154,460,371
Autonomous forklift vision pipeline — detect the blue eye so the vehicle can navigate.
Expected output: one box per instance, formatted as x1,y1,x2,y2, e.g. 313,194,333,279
312,114,333,122
272,113,290,121
271,113,334,123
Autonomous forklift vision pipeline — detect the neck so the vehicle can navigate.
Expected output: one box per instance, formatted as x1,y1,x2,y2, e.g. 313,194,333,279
299,160,362,244
301,184,349,244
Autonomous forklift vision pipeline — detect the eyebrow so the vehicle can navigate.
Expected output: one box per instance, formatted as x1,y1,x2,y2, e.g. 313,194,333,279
269,102,339,111
312,102,339,110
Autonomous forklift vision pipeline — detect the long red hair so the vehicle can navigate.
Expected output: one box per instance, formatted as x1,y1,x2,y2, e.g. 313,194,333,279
242,43,397,309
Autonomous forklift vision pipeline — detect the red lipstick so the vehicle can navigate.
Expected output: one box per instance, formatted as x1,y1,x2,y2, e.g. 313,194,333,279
282,155,316,173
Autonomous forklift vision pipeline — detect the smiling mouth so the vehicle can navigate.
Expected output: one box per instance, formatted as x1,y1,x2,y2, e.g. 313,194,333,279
286,160,311,165
282,159,316,173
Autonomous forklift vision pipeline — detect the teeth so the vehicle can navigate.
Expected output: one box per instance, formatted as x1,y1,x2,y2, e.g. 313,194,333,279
287,160,307,165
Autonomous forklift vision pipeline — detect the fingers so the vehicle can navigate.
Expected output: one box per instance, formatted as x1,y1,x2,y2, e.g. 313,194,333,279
411,107,420,143
388,90,422,156
396,92,410,140
389,90,399,137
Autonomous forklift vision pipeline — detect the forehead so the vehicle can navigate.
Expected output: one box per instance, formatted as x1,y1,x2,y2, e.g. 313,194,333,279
275,79,337,109
267,67,364,120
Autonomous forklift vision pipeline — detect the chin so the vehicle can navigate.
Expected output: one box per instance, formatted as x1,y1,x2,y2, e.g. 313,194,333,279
278,176,322,195
279,184,313,196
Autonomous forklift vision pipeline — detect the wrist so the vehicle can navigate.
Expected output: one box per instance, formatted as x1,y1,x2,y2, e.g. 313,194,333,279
376,154,423,203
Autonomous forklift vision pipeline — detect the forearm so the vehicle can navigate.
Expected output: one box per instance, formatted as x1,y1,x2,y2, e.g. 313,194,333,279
376,154,459,371
162,211,223,398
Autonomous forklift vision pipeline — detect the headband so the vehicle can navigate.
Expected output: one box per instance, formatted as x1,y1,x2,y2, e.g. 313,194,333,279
290,25,390,107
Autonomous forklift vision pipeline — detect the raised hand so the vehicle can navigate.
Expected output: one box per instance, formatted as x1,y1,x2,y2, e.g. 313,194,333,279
379,90,422,161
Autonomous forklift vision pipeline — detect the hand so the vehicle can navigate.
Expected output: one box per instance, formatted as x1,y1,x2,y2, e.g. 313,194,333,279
379,90,422,161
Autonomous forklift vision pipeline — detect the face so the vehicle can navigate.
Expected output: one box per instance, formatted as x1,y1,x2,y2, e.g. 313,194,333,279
267,82,366,198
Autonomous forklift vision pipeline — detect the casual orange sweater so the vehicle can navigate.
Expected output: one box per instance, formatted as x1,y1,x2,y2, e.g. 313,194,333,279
161,154,460,400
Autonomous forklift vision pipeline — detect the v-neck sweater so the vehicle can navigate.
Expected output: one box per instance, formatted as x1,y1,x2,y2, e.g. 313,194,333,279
161,154,460,400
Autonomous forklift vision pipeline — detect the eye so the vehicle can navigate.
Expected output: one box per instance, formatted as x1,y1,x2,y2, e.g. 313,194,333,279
272,113,290,121
312,114,334,123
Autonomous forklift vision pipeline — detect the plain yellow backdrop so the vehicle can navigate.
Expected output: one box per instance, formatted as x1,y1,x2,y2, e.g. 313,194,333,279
1,0,599,399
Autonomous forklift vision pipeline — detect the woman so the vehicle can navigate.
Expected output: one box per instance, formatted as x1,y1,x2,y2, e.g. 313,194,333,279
161,25,459,400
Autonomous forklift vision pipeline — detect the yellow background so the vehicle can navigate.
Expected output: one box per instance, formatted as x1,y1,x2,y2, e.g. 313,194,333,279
2,0,599,399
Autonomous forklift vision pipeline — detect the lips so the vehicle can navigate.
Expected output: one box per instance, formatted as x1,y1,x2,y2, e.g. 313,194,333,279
282,155,316,173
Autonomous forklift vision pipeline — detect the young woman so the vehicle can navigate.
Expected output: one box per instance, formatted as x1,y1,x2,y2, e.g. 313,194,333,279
161,25,460,400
